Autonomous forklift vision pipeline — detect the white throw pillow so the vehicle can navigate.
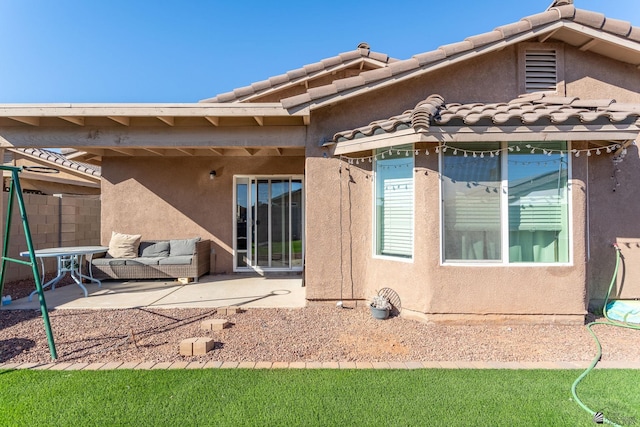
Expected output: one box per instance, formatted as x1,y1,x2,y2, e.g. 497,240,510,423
108,231,142,258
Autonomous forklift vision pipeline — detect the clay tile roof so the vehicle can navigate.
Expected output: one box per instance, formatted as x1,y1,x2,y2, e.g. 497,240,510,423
200,45,394,103
332,94,640,143
11,148,101,176
282,3,640,110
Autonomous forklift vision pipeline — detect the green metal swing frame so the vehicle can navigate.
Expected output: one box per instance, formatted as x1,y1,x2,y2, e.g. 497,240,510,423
0,165,57,359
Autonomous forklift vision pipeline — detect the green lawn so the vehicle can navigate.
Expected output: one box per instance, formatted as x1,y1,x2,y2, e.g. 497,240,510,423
1,368,638,426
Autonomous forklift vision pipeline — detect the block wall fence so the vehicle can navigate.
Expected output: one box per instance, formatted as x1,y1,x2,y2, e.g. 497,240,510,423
1,193,101,283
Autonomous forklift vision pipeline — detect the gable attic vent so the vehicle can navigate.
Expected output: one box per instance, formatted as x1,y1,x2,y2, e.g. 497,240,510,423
525,49,558,93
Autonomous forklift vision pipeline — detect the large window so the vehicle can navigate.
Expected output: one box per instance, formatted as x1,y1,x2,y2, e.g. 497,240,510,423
375,145,414,258
442,141,569,264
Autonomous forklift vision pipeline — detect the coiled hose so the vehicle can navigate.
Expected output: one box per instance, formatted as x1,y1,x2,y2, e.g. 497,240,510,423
571,244,640,426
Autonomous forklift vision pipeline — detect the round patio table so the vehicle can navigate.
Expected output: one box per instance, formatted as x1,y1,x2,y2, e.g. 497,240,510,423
20,246,109,301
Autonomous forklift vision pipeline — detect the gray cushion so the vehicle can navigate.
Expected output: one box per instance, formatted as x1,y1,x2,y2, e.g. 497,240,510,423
159,255,193,265
169,237,200,256
140,241,170,257
124,257,164,266
92,258,126,266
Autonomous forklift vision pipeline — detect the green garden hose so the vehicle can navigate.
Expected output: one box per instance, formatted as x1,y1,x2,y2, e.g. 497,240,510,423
571,244,640,426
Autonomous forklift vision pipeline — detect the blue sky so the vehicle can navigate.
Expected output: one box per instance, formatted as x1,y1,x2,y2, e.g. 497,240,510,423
0,0,638,103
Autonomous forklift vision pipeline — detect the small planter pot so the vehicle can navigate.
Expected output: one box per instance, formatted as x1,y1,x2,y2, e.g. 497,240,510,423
369,305,390,320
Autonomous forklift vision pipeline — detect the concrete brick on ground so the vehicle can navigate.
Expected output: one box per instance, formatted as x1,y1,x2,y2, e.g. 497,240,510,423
186,361,207,369
371,362,391,369
99,362,123,370
133,362,157,370
151,362,173,370
387,362,408,369
254,362,272,369
0,363,23,370
117,362,141,370
50,362,74,371
288,362,306,369
321,362,340,369
421,361,444,369
32,363,56,370
203,361,223,369
338,362,357,369
404,361,424,369
220,361,239,369
180,337,214,356
169,362,190,369
15,362,42,370
271,362,290,369
217,306,241,315
355,362,373,369
201,319,230,331
237,362,256,369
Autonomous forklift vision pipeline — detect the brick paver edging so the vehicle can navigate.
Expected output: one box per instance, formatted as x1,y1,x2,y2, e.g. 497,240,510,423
2,360,640,371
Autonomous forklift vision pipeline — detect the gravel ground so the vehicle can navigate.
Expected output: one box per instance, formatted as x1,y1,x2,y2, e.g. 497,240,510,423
1,304,639,365
2,277,640,365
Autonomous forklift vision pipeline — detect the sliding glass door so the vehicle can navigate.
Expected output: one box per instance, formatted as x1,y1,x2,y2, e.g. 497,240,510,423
234,176,304,272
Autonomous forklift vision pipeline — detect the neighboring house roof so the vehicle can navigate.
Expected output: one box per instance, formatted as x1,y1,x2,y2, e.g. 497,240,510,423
200,43,395,104
10,148,101,177
332,94,640,154
279,3,640,110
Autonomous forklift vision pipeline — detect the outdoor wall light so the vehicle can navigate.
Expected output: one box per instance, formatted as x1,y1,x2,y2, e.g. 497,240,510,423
209,170,217,181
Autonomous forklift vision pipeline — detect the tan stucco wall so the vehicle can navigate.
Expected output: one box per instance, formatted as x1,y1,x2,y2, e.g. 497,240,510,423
304,41,639,321
586,144,640,310
100,155,304,274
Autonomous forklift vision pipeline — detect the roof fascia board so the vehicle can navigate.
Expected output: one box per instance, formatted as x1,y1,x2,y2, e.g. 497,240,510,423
334,128,426,154
0,103,303,118
560,21,640,55
303,22,568,111
334,126,639,154
17,172,100,187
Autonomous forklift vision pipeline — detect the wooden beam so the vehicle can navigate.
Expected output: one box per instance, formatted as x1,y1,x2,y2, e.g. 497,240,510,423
538,29,560,43
274,148,283,156
59,116,85,126
8,116,39,126
242,148,257,156
209,147,224,155
157,116,175,126
254,116,264,126
108,116,130,126
144,148,165,156
303,115,310,125
205,116,219,126
579,38,600,51
109,147,137,156
175,148,195,156
0,126,307,149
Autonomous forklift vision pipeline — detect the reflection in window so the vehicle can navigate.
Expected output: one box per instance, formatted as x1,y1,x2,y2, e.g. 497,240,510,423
375,145,414,258
442,141,569,263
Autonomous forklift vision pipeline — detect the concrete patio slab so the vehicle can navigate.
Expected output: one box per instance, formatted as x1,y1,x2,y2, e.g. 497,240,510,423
2,274,305,310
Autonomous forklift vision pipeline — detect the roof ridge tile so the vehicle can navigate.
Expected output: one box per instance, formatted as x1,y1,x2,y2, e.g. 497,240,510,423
522,10,561,28
412,50,447,67
573,9,606,29
602,16,633,37
554,4,576,19
439,40,474,57
465,30,505,49
333,75,366,92
495,20,533,39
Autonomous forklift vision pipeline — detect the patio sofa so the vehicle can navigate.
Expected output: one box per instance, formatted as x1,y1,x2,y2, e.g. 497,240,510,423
89,235,210,282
